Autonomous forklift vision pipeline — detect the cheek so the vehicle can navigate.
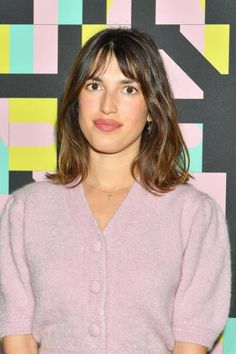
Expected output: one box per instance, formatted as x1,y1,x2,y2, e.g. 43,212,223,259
79,94,97,116
120,101,148,125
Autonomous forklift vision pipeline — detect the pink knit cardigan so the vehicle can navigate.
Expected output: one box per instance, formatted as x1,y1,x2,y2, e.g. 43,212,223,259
0,179,231,353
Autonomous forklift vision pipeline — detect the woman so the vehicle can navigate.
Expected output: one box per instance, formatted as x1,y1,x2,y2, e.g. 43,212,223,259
0,27,231,354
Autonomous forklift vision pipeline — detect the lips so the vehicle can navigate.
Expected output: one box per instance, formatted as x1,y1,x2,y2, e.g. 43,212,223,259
93,118,122,132
93,118,122,127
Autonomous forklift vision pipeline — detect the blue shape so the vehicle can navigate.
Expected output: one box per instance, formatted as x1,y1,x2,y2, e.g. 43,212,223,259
188,123,203,173
223,317,236,354
189,142,203,172
0,137,9,194
10,25,33,73
59,0,83,24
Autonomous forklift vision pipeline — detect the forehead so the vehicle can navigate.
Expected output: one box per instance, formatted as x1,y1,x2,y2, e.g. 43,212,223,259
91,52,118,74
87,50,137,79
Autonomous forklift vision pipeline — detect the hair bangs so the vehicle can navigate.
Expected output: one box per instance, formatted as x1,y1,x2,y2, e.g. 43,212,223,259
85,44,140,86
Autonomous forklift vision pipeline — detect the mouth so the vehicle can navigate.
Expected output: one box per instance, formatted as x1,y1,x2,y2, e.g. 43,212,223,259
93,119,122,132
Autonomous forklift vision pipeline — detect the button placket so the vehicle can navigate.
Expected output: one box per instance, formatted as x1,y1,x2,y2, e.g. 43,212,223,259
88,237,103,338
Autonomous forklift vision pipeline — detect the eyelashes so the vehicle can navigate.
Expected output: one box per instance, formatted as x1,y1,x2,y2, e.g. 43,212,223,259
85,82,139,95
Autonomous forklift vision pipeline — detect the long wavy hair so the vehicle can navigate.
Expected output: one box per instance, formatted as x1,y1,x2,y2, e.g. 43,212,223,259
45,27,194,195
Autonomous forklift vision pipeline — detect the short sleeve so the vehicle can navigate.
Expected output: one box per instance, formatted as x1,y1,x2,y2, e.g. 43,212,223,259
172,194,232,351
0,193,35,338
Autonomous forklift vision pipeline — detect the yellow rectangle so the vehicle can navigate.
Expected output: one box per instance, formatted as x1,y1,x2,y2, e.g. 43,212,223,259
204,24,230,75
9,145,57,170
9,98,58,123
198,0,205,12
82,24,107,47
0,25,10,73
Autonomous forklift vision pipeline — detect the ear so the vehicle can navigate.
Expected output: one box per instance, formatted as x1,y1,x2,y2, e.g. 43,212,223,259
147,114,152,122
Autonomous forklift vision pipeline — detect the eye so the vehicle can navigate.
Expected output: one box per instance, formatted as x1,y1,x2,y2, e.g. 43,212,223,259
85,82,101,91
123,85,138,95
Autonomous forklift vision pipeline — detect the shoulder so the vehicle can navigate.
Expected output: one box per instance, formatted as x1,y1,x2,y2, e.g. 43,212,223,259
173,183,228,250
171,182,225,223
147,182,225,232
10,179,63,205
169,182,211,203
148,182,218,212
174,182,224,217
0,180,60,221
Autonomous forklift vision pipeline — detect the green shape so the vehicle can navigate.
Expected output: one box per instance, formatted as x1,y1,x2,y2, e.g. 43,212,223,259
189,142,202,172
188,123,203,173
223,317,236,354
0,137,9,194
59,0,83,24
10,25,33,73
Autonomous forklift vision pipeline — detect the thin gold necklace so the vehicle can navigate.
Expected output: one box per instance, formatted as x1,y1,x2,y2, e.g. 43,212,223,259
83,180,134,200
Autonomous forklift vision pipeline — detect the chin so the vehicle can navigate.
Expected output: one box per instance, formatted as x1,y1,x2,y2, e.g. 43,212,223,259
86,133,141,155
89,145,123,154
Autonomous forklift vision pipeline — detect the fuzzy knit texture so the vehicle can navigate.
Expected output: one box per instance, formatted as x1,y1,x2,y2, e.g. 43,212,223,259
0,178,232,354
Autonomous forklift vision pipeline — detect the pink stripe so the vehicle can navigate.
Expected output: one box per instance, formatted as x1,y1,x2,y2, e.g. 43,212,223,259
155,0,205,25
190,173,226,213
10,123,55,146
160,49,203,99
108,24,131,29
180,25,204,54
34,25,58,74
179,123,202,148
107,0,131,24
33,171,53,182
0,98,9,146
34,0,58,24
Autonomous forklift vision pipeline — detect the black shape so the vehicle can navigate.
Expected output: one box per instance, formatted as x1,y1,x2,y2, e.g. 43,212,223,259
9,171,35,193
0,0,33,24
0,74,62,98
206,0,236,24
83,0,106,24
58,25,82,91
132,0,156,30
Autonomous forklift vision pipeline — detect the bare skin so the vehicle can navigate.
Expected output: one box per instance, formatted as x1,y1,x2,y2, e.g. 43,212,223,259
2,334,39,354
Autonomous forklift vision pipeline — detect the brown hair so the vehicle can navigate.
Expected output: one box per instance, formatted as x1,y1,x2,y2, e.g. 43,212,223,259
45,27,194,195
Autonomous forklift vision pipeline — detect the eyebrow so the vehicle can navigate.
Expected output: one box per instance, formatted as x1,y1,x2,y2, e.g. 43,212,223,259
87,76,139,85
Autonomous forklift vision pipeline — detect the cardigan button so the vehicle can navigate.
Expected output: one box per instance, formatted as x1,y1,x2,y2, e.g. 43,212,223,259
90,280,101,293
88,323,100,336
93,240,102,252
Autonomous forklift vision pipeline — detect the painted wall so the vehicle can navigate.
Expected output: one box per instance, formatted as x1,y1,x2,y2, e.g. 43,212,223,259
0,0,235,352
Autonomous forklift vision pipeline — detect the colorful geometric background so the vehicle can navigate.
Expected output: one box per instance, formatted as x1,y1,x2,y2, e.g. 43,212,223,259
0,0,235,352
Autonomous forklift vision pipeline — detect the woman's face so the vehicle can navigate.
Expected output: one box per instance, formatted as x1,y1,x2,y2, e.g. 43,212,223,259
78,53,150,155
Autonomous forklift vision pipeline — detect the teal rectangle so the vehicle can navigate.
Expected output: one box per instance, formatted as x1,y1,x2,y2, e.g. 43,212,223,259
0,137,9,194
189,123,203,173
10,25,33,73
59,0,83,24
224,317,236,354
189,143,202,172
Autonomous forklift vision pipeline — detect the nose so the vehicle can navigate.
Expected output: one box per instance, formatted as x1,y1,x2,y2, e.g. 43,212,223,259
100,90,117,114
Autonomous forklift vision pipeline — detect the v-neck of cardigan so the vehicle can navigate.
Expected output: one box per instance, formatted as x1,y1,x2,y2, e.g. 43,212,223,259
80,179,138,235
64,176,148,240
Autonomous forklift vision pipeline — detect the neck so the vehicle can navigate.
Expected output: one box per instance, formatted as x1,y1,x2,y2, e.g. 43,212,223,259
85,148,139,190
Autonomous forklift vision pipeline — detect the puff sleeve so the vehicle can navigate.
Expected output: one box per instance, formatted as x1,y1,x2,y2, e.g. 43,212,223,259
0,192,35,338
172,194,232,351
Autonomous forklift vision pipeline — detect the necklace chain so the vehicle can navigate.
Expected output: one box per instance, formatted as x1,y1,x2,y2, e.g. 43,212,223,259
83,180,133,200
